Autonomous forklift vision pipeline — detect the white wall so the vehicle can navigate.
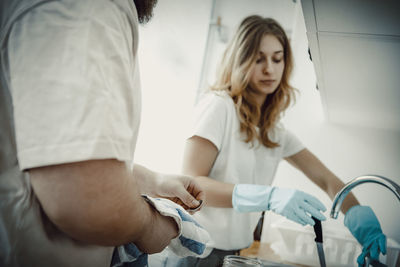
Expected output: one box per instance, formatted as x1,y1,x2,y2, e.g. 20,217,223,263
135,0,212,173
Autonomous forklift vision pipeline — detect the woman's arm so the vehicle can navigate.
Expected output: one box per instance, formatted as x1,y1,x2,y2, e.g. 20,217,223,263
285,148,359,214
182,136,234,208
183,137,327,225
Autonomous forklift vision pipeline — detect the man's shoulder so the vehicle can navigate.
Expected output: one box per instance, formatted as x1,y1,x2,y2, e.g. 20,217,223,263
1,0,45,45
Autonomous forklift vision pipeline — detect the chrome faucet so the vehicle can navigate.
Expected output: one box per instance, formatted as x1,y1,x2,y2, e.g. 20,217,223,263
330,175,400,266
330,174,400,219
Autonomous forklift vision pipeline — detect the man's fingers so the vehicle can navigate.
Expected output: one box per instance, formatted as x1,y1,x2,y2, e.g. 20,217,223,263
178,187,201,208
186,179,205,200
183,178,205,208
194,190,205,204
167,197,189,210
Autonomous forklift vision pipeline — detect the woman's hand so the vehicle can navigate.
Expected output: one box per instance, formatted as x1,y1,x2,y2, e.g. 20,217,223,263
344,205,386,266
232,184,326,226
268,187,326,226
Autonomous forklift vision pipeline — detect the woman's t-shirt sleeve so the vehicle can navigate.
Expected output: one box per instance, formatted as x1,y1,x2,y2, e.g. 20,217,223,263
281,129,304,158
189,93,229,151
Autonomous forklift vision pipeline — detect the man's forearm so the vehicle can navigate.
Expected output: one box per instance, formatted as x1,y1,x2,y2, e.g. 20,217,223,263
133,164,160,196
29,159,177,252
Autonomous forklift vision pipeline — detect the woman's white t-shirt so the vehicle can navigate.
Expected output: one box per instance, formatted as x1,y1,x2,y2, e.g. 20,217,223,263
190,91,304,250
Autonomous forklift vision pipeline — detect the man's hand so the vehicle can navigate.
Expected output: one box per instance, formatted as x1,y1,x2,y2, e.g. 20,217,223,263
135,202,179,253
133,164,205,212
142,196,211,257
155,174,205,211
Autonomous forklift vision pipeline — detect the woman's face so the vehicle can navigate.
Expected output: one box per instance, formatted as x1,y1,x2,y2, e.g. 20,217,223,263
249,34,285,100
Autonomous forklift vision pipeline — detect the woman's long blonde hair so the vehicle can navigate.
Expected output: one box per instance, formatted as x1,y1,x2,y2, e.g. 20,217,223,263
211,15,296,148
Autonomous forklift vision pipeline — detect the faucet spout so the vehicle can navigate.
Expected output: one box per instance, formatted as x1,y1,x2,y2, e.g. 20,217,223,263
330,175,400,219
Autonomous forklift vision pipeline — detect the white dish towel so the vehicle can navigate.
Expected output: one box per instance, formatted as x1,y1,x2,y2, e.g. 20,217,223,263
143,195,212,258
112,196,212,267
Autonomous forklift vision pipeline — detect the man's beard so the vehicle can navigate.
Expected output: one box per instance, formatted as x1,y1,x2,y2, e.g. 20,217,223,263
133,0,158,24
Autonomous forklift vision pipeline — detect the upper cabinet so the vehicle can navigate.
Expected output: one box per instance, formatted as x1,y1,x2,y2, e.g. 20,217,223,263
301,0,400,131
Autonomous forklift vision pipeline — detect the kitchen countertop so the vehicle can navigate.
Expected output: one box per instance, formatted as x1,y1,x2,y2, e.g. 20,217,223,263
240,241,400,267
240,241,309,267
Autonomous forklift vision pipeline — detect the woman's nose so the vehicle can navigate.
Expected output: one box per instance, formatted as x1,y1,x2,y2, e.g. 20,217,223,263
263,61,273,74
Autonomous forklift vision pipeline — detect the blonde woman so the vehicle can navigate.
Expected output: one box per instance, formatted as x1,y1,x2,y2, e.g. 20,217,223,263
165,15,386,267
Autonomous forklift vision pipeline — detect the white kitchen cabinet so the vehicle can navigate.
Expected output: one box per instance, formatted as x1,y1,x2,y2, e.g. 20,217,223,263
301,0,400,130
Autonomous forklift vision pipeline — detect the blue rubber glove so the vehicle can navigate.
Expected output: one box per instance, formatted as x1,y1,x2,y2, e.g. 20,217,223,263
344,205,386,266
232,184,326,226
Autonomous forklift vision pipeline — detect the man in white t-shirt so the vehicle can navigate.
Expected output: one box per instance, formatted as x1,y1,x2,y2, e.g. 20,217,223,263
0,0,204,266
